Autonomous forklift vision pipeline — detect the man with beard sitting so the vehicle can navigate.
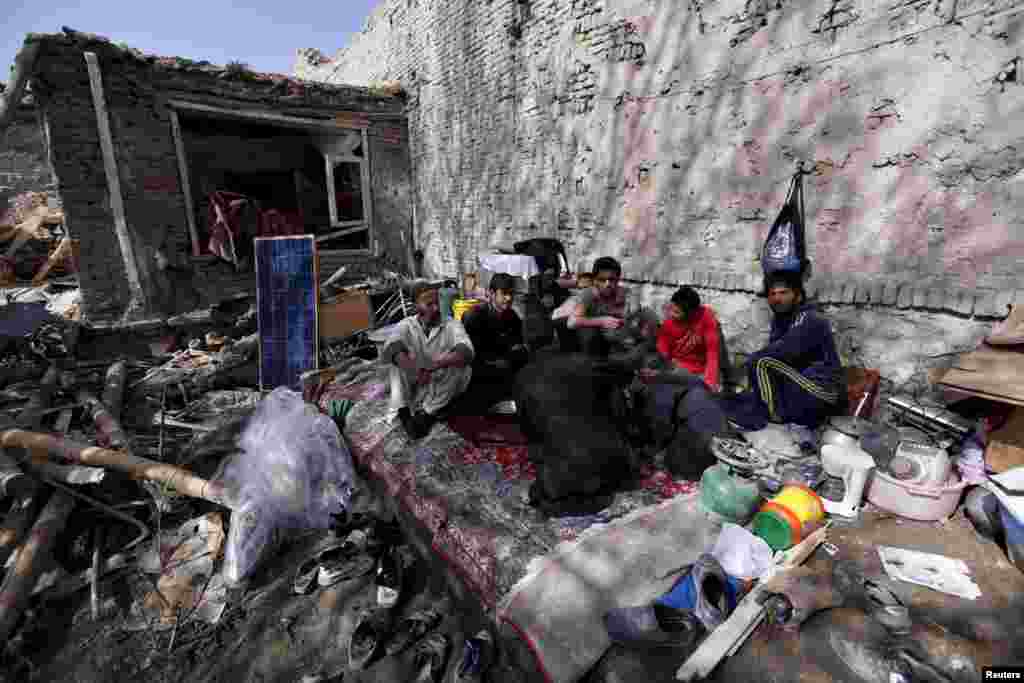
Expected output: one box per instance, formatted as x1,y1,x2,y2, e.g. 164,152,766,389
720,270,847,430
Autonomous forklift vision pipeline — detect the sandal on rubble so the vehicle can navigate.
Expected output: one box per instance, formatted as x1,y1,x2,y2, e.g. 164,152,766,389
348,606,395,671
318,551,377,587
385,605,444,656
411,632,451,683
295,539,350,595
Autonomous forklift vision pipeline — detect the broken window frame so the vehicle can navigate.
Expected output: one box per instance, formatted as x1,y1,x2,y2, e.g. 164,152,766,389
322,149,373,248
167,100,376,258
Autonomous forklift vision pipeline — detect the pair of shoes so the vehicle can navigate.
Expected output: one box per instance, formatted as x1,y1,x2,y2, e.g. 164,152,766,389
451,630,495,683
349,606,396,671
385,604,445,656
293,533,376,595
604,604,701,651
399,407,438,440
411,632,452,683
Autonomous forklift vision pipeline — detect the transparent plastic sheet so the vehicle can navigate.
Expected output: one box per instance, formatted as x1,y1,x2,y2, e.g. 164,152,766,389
219,387,355,586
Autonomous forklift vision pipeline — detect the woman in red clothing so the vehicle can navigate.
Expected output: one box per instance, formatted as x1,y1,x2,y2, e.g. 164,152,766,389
651,286,722,392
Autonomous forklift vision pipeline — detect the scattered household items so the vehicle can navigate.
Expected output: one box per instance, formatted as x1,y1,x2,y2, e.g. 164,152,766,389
986,304,1024,346
820,415,872,450
709,524,774,581
760,167,809,277
885,393,974,439
866,460,966,522
218,387,355,586
254,235,319,391
877,546,981,600
699,463,760,525
676,526,828,682
819,444,875,518
751,484,825,551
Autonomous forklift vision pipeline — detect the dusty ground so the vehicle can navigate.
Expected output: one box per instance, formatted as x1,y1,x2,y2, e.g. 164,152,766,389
589,508,1024,683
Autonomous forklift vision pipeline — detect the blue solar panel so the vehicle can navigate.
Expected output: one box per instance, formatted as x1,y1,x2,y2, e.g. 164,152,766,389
254,235,319,391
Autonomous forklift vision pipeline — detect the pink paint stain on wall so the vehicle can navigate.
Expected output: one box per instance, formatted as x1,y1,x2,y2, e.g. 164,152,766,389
798,80,851,128
622,97,658,255
937,190,1019,289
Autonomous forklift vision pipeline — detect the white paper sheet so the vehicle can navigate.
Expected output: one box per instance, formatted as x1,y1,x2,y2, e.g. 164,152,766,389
877,546,981,600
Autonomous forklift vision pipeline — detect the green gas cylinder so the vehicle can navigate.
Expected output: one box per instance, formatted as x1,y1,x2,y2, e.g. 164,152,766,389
700,464,762,525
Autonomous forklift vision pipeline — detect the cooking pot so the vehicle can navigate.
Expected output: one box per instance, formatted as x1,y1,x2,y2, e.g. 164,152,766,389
821,416,874,450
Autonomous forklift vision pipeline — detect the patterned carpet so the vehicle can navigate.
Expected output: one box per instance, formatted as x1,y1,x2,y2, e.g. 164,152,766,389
318,361,699,608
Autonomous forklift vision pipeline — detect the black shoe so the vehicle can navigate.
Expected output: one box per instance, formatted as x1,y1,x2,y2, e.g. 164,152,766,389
406,410,437,440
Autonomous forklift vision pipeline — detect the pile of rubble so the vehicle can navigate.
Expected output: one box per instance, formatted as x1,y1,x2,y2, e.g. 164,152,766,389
0,192,77,288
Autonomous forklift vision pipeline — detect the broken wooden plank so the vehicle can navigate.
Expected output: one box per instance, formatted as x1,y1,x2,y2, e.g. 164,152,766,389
169,109,202,258
0,490,76,643
0,492,40,569
101,361,127,419
0,429,230,507
15,364,59,429
84,51,146,312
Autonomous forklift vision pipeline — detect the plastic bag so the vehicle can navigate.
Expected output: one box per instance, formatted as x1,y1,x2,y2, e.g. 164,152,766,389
762,172,808,276
220,387,356,586
711,523,774,580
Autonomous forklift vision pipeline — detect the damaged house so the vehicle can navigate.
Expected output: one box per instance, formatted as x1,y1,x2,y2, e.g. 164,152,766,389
0,28,414,325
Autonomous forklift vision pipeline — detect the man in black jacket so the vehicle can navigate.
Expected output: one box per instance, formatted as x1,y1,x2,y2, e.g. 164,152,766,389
456,273,530,412
721,270,847,430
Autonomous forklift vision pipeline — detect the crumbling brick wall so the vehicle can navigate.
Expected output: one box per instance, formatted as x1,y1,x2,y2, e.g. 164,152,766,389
23,32,410,324
0,101,58,207
296,0,1024,385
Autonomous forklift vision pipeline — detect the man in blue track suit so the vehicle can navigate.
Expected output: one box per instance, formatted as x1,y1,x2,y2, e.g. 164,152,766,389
721,270,847,430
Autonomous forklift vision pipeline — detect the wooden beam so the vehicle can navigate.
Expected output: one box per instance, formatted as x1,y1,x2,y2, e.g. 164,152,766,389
360,128,377,256
168,99,370,131
84,52,147,313
169,109,202,257
325,154,338,226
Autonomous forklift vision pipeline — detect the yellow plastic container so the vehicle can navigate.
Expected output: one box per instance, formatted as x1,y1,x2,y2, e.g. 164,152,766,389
452,299,482,321
752,484,825,551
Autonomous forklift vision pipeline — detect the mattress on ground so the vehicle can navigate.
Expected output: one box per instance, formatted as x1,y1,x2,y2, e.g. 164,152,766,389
319,361,701,678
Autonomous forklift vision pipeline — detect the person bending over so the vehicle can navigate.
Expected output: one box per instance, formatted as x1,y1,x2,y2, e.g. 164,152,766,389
457,272,530,411
381,281,475,439
721,270,847,430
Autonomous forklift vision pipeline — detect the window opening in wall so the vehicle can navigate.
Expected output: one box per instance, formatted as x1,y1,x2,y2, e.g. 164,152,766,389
172,108,373,264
